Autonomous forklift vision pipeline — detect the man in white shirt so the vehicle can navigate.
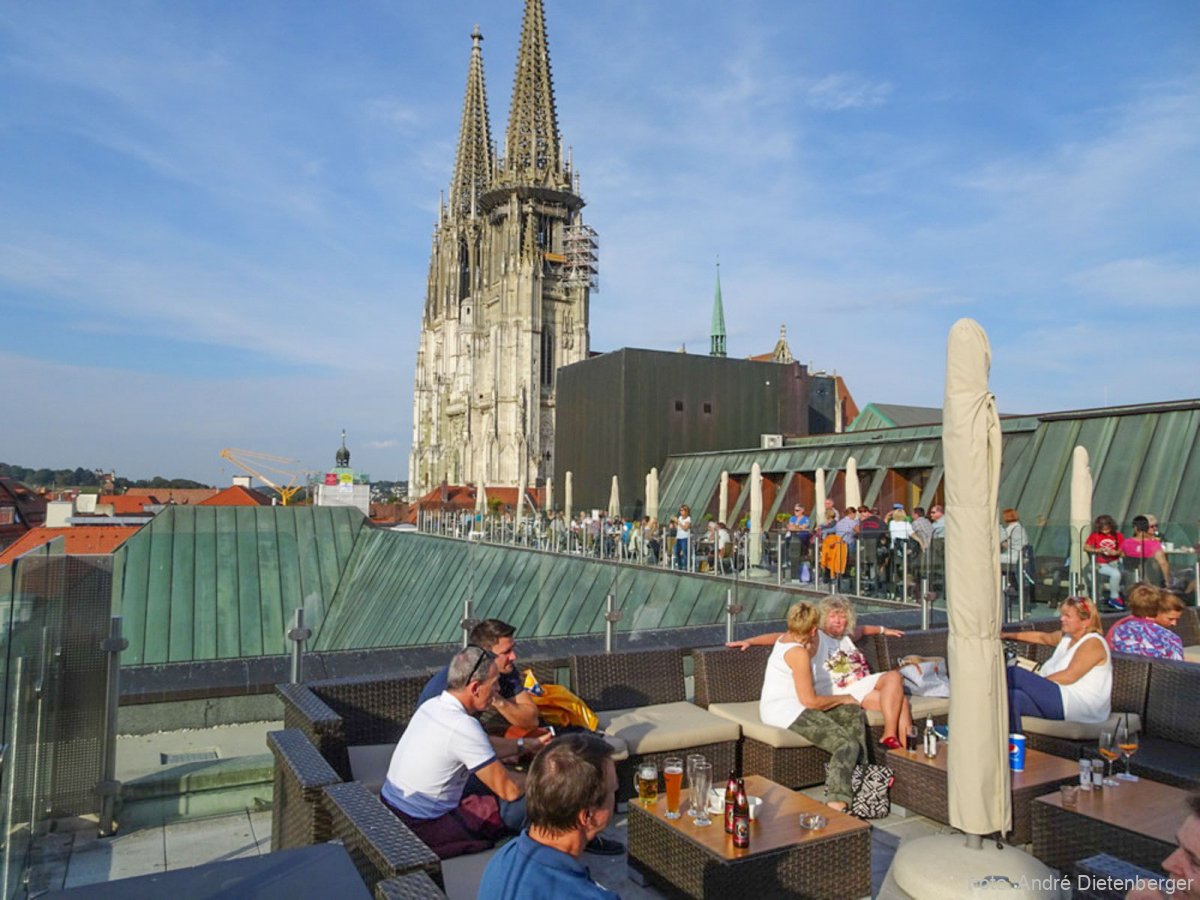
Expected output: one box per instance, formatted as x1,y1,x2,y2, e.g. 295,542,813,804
381,645,545,859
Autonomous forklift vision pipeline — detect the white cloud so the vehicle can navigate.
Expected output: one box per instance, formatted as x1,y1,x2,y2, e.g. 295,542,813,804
803,74,893,111
1067,258,1200,309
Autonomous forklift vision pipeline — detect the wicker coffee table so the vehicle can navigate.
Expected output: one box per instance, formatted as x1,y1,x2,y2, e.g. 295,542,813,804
627,774,871,899
886,745,1079,844
1032,777,1188,874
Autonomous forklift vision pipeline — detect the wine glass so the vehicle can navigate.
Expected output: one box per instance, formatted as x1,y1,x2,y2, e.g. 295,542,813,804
691,761,713,826
1116,718,1139,782
1097,730,1120,787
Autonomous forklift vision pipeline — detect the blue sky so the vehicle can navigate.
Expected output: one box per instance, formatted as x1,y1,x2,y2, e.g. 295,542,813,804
2,2,1197,485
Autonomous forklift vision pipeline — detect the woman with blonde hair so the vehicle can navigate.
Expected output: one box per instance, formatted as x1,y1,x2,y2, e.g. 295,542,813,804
730,602,869,811
1001,596,1112,735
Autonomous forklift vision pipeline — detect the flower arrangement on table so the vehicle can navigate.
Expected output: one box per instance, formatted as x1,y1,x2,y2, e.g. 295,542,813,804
823,648,871,689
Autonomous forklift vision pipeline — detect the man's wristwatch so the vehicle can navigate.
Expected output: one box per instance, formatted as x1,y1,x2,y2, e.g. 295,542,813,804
516,738,526,752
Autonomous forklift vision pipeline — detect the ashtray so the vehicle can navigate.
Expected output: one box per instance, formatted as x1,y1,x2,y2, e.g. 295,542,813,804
798,813,827,830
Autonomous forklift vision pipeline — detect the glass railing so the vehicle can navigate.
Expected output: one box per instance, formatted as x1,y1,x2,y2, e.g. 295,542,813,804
0,549,115,899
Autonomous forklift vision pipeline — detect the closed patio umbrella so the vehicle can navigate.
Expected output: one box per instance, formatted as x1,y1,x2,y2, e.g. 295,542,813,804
845,457,861,510
647,468,659,524
719,470,729,526
814,468,826,527
1069,446,1092,593
883,319,1059,898
608,475,621,519
749,463,763,566
564,471,573,527
546,477,555,515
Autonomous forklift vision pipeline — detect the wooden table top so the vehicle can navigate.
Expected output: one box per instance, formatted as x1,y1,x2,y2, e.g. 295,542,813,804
886,744,1079,789
1035,777,1190,844
628,774,869,862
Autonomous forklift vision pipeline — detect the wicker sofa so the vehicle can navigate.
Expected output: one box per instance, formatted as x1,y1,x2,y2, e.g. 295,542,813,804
267,729,446,895
570,647,740,797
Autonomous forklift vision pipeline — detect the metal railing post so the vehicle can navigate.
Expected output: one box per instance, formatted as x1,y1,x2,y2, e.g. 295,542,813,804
1091,556,1098,601
902,545,909,604
461,598,474,649
288,607,311,684
855,542,862,597
98,617,127,837
604,593,621,653
922,592,933,631
1017,559,1026,622
725,588,744,644
777,534,783,586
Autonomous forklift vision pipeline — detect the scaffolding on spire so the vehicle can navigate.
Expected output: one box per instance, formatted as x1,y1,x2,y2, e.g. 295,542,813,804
562,223,598,291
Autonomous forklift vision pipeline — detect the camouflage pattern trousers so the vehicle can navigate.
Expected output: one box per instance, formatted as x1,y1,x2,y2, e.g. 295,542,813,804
787,703,869,805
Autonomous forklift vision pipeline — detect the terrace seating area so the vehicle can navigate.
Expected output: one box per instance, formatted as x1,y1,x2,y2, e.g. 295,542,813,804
264,609,1200,897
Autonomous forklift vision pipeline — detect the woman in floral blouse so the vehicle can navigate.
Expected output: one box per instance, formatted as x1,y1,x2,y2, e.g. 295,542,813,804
1105,583,1184,660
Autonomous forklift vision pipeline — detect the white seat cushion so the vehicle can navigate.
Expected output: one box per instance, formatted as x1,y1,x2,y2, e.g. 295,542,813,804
1021,712,1142,740
348,743,395,795
708,701,813,749
1183,645,1200,663
597,701,740,755
865,695,950,726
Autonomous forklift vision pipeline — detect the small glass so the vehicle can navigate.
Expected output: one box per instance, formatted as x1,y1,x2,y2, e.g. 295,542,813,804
1059,785,1079,809
1097,731,1120,788
685,753,706,817
905,726,919,753
636,762,658,807
799,812,827,830
1116,718,1139,782
691,761,713,826
664,757,684,819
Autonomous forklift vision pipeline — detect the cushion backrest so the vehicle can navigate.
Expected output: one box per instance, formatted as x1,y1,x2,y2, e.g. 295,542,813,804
877,629,950,670
692,646,770,708
1175,607,1200,648
570,648,685,711
312,672,435,747
1109,653,1151,716
1144,657,1200,744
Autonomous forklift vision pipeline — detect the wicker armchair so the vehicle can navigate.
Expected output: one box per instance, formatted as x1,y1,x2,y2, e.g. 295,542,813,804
1130,656,1200,788
692,645,831,787
570,647,739,797
322,781,443,894
374,871,447,899
268,728,342,852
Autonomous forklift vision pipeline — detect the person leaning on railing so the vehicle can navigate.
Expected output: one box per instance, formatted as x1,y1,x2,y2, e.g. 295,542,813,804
1001,596,1112,737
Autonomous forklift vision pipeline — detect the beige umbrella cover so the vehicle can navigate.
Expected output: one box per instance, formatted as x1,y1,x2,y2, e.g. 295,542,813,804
749,463,763,566
647,468,659,524
943,318,1011,836
1069,446,1092,587
517,459,528,524
845,457,861,510
546,477,555,515
608,475,621,519
476,483,488,518
644,470,652,521
719,470,730,525
814,468,826,527
564,471,573,526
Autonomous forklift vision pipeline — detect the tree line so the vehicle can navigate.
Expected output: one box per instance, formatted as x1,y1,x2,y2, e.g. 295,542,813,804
0,463,210,492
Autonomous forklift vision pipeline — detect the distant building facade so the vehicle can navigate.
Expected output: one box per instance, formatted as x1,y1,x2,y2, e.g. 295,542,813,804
408,0,596,500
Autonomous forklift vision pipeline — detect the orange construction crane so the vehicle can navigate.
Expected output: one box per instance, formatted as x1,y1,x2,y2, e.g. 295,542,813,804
219,448,308,506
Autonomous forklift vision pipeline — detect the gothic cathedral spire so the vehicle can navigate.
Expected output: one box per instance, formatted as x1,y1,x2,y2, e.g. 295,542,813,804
502,0,563,187
409,3,593,501
450,26,494,219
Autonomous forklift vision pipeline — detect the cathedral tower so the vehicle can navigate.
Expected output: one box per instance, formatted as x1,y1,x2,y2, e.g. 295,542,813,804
409,0,596,498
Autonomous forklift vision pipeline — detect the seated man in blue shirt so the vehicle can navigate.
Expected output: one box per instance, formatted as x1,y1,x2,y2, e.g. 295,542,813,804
479,733,619,900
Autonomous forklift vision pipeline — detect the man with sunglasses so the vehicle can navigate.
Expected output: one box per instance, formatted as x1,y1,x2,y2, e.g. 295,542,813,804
418,619,539,732
382,644,547,859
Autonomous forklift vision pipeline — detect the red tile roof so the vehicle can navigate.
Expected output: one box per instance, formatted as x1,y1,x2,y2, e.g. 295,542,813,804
125,487,220,504
197,485,274,507
99,494,155,515
414,484,543,512
0,526,141,567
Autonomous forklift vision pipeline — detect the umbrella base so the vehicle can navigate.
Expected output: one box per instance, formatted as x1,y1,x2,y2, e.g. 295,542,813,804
880,834,1067,899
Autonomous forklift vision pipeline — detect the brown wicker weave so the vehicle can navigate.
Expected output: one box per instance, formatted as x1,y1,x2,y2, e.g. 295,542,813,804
268,728,342,852
374,871,447,900
627,776,871,899
1176,607,1200,647
572,648,738,797
322,781,443,894
1032,798,1173,875
692,646,832,788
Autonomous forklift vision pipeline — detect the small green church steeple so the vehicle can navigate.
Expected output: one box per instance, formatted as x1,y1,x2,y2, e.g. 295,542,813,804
710,261,727,357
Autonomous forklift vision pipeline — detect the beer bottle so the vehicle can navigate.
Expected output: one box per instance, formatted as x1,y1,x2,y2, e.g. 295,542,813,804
733,778,750,850
724,770,738,834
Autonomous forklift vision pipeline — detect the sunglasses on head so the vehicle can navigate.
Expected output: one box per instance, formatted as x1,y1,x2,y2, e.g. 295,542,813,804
465,644,494,684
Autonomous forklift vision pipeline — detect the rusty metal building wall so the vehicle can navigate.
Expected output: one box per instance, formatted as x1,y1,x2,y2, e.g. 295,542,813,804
555,348,810,518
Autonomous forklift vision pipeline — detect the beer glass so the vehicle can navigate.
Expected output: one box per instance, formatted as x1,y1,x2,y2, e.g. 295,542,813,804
664,757,684,819
636,762,658,806
685,753,706,817
691,761,713,827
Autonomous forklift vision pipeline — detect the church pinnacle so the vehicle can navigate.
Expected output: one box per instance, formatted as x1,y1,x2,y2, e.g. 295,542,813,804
710,262,727,357
449,25,494,219
503,0,563,186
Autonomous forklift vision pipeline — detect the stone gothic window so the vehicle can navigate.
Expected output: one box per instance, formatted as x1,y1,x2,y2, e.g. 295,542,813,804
458,239,470,300
540,326,555,386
